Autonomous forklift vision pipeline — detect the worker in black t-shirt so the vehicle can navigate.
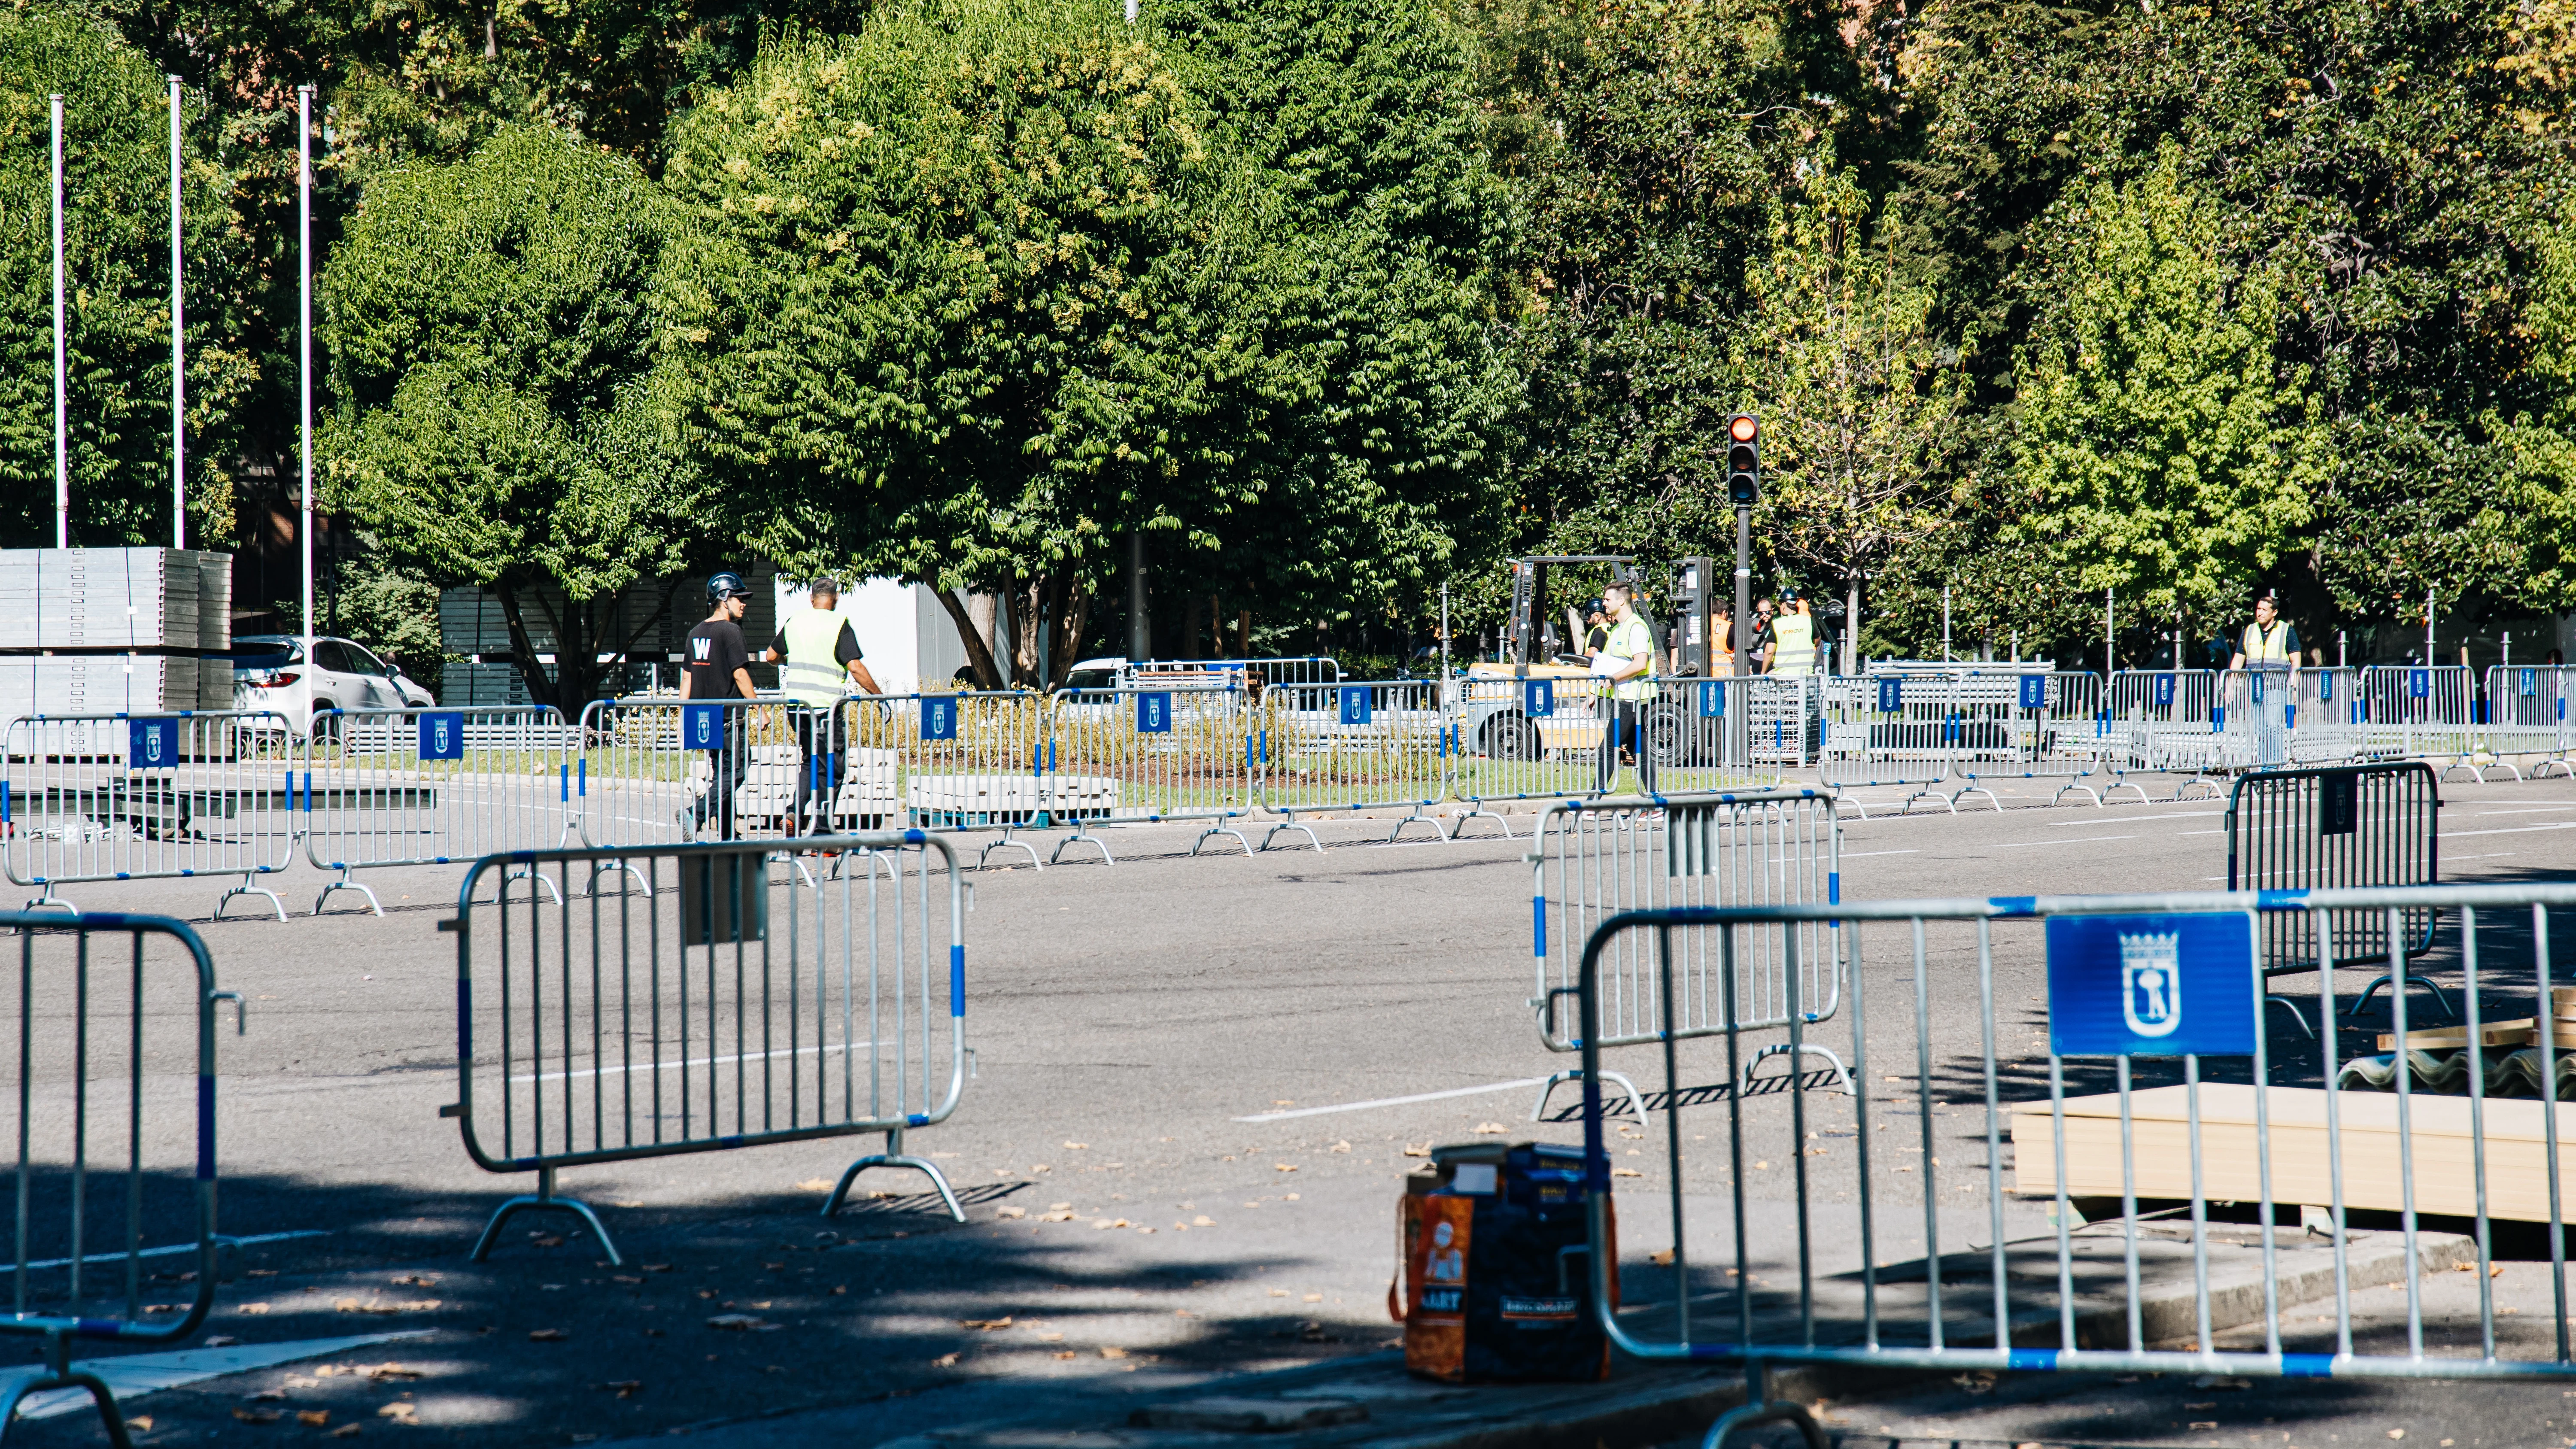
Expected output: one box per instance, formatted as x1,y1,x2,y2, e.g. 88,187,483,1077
680,572,758,841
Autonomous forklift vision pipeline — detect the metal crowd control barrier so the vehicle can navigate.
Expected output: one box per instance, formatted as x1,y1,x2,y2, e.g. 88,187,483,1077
300,706,576,915
2107,669,2227,790
869,690,1098,868
1447,673,1611,833
2360,666,2479,773
1130,656,1342,690
1046,683,1255,859
1528,790,1843,1128
2227,762,2441,1035
0,910,241,1447
1251,680,1451,850
1817,673,1955,815
579,694,927,854
1,712,298,920
1663,677,1819,792
1573,883,2576,1449
2485,665,2575,778
445,833,967,1264
1947,670,2122,808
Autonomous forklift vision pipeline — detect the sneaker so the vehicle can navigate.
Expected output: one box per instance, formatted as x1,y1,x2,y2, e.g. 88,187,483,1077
675,808,697,844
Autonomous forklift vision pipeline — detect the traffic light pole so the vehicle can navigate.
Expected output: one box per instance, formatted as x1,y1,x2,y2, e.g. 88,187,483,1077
1731,501,1752,767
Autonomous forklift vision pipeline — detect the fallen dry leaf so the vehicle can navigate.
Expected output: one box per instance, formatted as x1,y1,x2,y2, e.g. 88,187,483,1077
1051,1351,1076,1361
960,1317,1013,1331
365,1365,423,1382
328,1425,361,1439
1063,1141,1088,1149
641,1264,673,1273
1472,1122,1507,1135
603,1381,642,1399
1329,1141,1351,1153
528,1328,569,1342
124,1418,152,1433
1194,1215,1215,1226
1650,1249,1677,1266
298,1411,331,1428
994,1207,1027,1220
1274,1164,1298,1173
795,1179,834,1192
232,1409,281,1425
706,1314,781,1332
1402,1144,1430,1157
1099,1346,1127,1359
1612,1168,1643,1178
1037,1332,1065,1342
931,1352,960,1367
1037,1212,1074,1223
337,1300,440,1316
376,1404,417,1422
529,1236,563,1248
390,1275,439,1288
241,1304,270,1315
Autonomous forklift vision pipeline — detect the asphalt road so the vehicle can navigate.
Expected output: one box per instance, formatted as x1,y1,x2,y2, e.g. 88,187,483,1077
11,772,2576,1448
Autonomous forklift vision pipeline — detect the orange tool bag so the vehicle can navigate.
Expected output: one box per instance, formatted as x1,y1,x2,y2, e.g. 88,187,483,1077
1388,1140,1616,1383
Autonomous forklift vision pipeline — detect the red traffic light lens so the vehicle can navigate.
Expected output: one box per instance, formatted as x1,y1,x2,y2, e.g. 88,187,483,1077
1729,415,1759,444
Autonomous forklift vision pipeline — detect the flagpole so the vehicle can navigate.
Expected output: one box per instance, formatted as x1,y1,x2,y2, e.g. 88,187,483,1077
167,76,185,551
299,85,315,701
52,93,66,550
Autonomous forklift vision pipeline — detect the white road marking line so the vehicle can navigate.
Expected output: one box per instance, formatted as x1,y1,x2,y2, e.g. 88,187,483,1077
1232,1077,1552,1123
1995,836,2136,848
23,1229,328,1273
1840,849,1922,859
2176,830,2225,836
2471,807,2576,816
2033,811,2222,825
2444,852,2518,861
2441,823,2576,839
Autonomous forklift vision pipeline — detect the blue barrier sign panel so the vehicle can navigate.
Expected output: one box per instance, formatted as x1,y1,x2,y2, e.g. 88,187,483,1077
2047,912,2255,1057
2409,668,2430,699
417,711,465,761
2250,672,2265,705
1700,680,1728,719
2018,674,2047,710
680,703,727,750
2318,672,2334,702
1524,678,1555,719
2154,672,2175,707
129,717,178,769
1340,686,1372,727
1135,691,1173,734
921,697,958,741
1876,677,1902,713
2524,668,2540,698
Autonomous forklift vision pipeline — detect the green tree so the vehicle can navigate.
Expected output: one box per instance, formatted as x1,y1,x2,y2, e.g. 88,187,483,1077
0,8,251,549
2002,147,2324,637
1732,161,1967,666
319,122,708,715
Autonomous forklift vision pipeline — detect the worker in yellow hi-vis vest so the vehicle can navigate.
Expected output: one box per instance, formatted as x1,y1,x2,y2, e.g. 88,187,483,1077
765,578,881,835
2229,593,2301,671
1588,581,1660,795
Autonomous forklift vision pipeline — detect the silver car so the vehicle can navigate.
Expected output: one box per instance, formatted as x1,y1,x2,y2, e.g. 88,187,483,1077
228,634,434,737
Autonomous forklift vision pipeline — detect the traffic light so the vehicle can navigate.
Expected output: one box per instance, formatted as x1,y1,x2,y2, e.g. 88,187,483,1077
1726,413,1761,506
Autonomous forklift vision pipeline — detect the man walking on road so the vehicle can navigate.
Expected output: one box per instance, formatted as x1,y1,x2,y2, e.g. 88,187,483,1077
2229,593,2300,671
681,572,759,841
767,578,879,835
1589,581,1659,795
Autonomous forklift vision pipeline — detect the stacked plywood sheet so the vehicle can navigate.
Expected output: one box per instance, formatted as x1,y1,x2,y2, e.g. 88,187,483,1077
0,549,234,717
2011,1083,2576,1224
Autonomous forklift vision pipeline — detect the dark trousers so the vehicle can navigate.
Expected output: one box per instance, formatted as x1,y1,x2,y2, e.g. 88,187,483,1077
1595,700,1658,795
692,718,749,839
789,705,847,835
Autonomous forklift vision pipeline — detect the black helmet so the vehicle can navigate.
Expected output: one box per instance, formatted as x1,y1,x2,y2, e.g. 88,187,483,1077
707,571,747,605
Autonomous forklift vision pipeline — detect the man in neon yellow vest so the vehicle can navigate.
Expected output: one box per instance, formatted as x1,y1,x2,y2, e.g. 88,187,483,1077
2228,593,2300,671
1766,592,1818,677
765,579,880,835
1589,581,1659,794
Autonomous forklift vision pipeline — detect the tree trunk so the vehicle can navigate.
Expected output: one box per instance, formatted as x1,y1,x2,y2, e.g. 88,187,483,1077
494,585,560,715
933,585,1005,690
1056,583,1091,688
1184,592,1205,659
1236,610,1251,658
1845,572,1862,676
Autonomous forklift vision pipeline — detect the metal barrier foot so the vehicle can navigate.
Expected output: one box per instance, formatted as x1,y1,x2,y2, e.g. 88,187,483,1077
0,1349,135,1449
2050,781,2104,806
2263,995,2319,1039
1386,811,1443,844
2099,776,2154,806
822,1132,966,1223
1442,806,1512,842
214,875,288,923
978,832,1044,872
2175,775,2227,801
2534,756,2576,780
2348,973,2458,1023
1700,1362,1826,1449
312,873,384,918
18,894,75,914
1741,1042,1856,1097
469,1166,623,1267
585,860,654,898
2482,758,2527,783
1950,784,2003,812
1530,1069,1649,1128
1258,817,1323,853
1049,831,1114,866
1191,825,1252,857
1896,786,1953,816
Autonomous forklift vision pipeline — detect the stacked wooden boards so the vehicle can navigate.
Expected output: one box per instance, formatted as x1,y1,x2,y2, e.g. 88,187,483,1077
2011,1084,2576,1224
0,550,234,717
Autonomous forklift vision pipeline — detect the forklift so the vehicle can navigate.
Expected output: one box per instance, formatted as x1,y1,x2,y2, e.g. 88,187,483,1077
1457,555,1728,762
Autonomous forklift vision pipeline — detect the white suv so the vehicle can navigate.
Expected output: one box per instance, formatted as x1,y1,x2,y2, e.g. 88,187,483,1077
229,634,435,736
